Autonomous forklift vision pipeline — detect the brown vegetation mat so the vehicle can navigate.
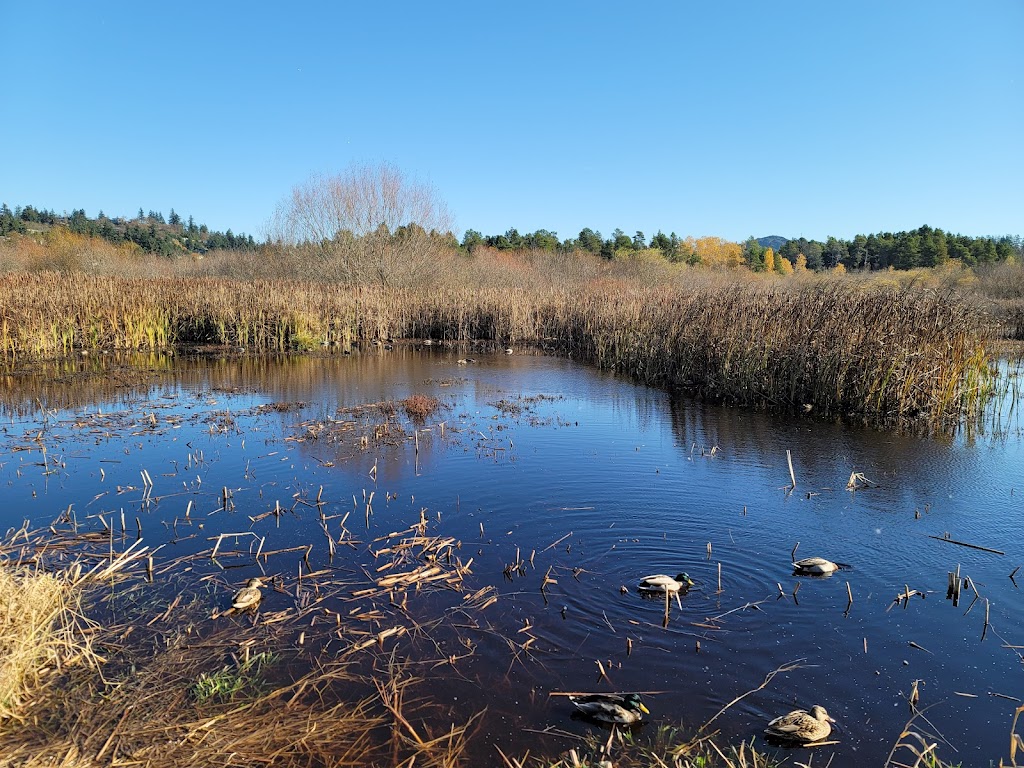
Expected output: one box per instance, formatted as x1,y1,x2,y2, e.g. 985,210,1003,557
0,514,486,768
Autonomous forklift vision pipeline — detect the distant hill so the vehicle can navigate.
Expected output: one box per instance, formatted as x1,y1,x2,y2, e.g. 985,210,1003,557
757,235,788,251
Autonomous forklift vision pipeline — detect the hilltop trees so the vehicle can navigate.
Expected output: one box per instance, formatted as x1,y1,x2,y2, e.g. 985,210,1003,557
269,163,454,287
0,203,251,256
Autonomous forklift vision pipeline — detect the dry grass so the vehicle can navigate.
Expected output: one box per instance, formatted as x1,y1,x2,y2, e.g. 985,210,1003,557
0,563,96,722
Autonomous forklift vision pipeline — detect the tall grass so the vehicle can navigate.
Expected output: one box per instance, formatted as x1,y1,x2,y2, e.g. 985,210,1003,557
0,269,993,429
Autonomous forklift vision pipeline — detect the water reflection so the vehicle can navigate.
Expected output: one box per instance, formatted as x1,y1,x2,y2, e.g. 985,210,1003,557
0,351,1021,766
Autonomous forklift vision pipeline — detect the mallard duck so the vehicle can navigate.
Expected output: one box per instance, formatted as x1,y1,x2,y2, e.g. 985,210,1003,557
792,557,841,575
232,578,264,610
764,704,834,744
638,573,694,593
569,693,649,724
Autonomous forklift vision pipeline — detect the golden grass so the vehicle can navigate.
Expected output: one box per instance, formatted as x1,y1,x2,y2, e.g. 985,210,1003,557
0,564,92,721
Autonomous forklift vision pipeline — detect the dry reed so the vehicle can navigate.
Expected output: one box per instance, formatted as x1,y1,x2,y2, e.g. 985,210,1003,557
0,271,996,430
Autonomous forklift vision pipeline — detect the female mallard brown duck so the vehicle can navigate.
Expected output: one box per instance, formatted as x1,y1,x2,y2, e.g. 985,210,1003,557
232,578,264,610
638,573,694,593
792,557,843,575
764,704,834,744
569,693,649,724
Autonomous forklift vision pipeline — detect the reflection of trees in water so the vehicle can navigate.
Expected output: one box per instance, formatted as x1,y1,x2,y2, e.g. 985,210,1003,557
665,393,962,497
5,351,1000,506
0,352,180,417
0,348,455,417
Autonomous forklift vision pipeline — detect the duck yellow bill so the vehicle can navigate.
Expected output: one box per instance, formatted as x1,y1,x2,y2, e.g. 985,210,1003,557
638,702,650,714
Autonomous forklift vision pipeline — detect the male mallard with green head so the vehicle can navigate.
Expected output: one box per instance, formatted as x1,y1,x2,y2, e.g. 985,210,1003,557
638,573,694,593
569,693,649,724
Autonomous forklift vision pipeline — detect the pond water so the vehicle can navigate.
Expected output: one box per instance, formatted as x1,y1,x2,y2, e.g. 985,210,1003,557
1,349,1022,765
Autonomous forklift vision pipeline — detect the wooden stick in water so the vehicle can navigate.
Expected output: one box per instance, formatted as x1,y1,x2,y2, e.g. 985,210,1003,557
928,535,1004,555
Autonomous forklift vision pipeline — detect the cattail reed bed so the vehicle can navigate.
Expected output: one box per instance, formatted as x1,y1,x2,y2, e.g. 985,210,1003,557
0,271,993,429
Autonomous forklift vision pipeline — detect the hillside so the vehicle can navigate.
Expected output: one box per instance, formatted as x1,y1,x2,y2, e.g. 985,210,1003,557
757,235,788,251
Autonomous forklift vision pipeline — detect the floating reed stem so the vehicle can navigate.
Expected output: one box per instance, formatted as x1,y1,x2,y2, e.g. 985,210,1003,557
929,534,1004,555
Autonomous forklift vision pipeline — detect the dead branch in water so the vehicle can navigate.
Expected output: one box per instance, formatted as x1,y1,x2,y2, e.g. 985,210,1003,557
929,534,1004,555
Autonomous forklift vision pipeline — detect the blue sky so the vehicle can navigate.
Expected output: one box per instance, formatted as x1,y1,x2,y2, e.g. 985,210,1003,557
3,1,1021,243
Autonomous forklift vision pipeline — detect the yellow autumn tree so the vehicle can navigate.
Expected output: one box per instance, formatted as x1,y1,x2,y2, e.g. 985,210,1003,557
763,247,776,273
833,262,847,274
795,254,808,272
692,236,743,269
778,257,794,275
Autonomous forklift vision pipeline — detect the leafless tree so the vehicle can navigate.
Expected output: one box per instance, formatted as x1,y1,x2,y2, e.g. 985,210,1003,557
268,163,455,287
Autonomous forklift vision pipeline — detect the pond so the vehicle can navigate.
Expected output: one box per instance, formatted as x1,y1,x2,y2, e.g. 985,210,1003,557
1,348,1022,765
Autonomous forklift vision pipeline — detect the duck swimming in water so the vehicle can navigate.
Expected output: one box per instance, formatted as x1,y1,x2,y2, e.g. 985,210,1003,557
638,573,694,593
792,557,843,575
569,693,649,724
764,704,835,744
231,578,264,611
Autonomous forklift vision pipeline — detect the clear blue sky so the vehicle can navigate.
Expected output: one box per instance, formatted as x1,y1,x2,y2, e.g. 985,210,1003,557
3,1,1021,243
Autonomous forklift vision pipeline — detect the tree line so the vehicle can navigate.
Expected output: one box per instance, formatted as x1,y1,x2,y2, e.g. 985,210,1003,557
3,200,1020,274
0,204,255,256
462,225,1021,272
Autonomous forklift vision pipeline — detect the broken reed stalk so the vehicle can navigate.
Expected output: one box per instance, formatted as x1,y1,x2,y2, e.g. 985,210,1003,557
929,535,1004,555
696,658,808,734
786,450,797,489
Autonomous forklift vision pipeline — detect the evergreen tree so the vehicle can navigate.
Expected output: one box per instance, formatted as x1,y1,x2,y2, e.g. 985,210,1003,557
742,237,765,271
611,229,632,251
577,228,603,254
461,229,484,251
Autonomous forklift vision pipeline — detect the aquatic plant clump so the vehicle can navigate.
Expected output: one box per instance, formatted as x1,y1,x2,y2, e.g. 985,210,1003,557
403,393,440,421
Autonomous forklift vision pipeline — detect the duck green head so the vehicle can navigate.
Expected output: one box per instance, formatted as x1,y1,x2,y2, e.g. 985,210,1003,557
674,573,695,587
623,693,650,714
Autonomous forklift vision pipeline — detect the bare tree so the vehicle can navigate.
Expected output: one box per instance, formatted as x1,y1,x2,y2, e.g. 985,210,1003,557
268,163,455,287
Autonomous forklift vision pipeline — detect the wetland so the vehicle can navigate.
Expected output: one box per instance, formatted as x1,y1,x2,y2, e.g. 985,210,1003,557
1,346,1022,766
